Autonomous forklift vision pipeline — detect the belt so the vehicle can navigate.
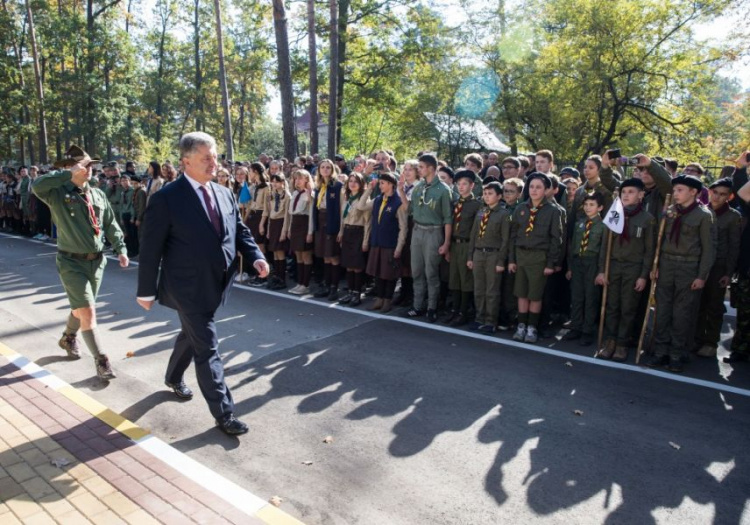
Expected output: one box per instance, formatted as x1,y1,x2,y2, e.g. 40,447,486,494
58,250,103,261
344,224,363,229
516,246,545,252
452,237,470,244
414,222,443,230
662,254,700,263
474,247,499,252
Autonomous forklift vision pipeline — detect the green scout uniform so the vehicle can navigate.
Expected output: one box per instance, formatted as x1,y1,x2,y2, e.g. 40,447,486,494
449,194,482,293
569,172,618,227
119,187,134,225
32,170,125,309
600,205,656,346
134,186,147,235
409,176,453,311
19,175,31,216
567,215,605,336
694,204,742,350
642,161,672,222
500,200,520,326
653,202,716,360
468,203,511,326
106,181,123,225
509,201,563,302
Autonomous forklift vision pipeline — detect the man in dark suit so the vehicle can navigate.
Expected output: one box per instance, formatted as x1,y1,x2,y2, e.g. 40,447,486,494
136,132,269,435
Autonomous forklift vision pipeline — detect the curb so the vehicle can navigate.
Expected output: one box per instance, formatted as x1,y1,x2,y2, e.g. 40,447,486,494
0,340,304,525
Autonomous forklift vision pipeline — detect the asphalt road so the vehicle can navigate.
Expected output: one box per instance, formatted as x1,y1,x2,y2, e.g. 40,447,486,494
1,233,749,525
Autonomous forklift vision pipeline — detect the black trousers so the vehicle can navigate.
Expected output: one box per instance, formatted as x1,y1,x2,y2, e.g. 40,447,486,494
166,310,234,420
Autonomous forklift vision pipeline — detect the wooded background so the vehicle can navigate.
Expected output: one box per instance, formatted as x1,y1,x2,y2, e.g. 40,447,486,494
1,0,748,167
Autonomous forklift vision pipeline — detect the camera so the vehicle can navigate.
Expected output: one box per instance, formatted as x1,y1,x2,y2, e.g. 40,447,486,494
607,148,621,159
620,157,639,166
374,163,385,171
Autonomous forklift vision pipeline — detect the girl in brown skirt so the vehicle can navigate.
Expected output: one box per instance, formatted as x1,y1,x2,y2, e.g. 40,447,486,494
394,159,420,306
364,173,408,313
263,173,291,290
246,162,269,251
338,173,371,306
313,159,344,301
285,170,315,295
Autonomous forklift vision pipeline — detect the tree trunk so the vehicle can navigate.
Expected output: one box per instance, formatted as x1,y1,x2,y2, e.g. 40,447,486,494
272,0,298,159
155,9,168,144
85,0,95,154
213,0,234,160
307,0,318,154
25,0,48,163
327,0,338,158
194,0,203,131
335,0,348,150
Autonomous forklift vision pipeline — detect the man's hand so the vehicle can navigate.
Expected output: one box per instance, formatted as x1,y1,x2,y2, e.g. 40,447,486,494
438,243,449,256
137,298,153,311
467,260,474,270
691,278,706,291
595,272,607,286
254,259,270,278
634,277,647,292
543,267,555,276
635,154,650,168
508,263,517,273
719,275,731,288
495,265,504,273
601,151,611,169
118,254,129,268
736,151,750,169
650,269,659,281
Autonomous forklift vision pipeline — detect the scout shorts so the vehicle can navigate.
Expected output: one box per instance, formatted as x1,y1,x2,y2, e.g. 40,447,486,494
514,248,547,301
56,253,107,309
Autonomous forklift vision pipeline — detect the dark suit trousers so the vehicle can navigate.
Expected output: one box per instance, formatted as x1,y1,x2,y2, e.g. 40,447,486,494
166,310,234,420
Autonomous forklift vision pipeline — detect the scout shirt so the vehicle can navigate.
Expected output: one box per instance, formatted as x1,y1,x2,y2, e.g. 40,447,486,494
245,184,269,221
569,169,619,226
467,203,511,259
133,186,148,224
19,175,31,211
598,205,656,279
32,170,125,255
409,176,453,226
567,214,605,269
105,179,122,218
642,161,673,221
340,191,372,246
263,188,291,224
451,194,482,240
711,203,742,276
509,200,563,269
550,197,568,267
284,189,315,238
661,202,716,281
119,186,134,223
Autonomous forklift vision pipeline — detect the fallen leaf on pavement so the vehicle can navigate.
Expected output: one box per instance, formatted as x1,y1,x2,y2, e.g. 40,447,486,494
269,496,283,507
51,457,70,468
565,362,573,367
323,435,334,444
301,461,313,466
669,441,681,450
125,351,135,358
573,410,584,416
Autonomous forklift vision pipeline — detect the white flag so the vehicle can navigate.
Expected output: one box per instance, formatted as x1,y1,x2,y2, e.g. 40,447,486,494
604,196,625,234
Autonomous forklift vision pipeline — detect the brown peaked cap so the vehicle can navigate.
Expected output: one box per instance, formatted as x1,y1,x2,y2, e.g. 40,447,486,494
53,145,101,169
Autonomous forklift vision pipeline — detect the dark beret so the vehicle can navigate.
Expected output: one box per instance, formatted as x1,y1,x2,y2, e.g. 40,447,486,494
334,154,345,162
438,166,455,179
378,172,397,185
526,172,551,189
709,178,732,190
131,175,142,183
672,174,702,192
106,161,118,168
559,167,580,179
454,169,477,183
620,178,645,191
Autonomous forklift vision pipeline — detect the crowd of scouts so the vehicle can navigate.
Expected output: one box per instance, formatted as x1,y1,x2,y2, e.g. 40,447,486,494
3,147,750,375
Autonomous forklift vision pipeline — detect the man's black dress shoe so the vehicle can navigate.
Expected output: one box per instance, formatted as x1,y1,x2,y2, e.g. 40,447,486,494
164,381,193,400
215,415,249,435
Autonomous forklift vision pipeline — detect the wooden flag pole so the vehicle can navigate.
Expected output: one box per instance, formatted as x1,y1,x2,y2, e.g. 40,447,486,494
596,228,614,355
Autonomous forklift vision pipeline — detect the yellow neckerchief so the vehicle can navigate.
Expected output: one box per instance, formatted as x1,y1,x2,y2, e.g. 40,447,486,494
317,181,327,208
378,195,389,223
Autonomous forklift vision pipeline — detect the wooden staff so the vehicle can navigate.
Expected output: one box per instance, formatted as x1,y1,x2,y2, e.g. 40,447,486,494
636,193,672,363
596,189,619,355
238,253,245,283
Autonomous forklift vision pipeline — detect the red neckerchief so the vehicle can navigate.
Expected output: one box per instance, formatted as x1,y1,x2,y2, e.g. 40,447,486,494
293,191,303,211
620,203,643,245
713,203,729,217
669,201,699,247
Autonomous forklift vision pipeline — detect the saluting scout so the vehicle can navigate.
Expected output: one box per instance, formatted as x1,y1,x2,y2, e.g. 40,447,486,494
595,178,656,362
31,145,128,381
647,174,716,373
467,181,511,333
443,170,483,326
508,173,564,343
564,193,605,346
693,178,742,358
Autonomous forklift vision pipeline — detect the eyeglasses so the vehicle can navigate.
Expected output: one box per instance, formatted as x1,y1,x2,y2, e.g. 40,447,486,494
502,165,518,170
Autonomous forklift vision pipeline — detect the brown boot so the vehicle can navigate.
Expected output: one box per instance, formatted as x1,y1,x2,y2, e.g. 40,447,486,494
597,339,616,360
380,299,393,313
612,345,629,362
369,298,384,311
696,345,717,358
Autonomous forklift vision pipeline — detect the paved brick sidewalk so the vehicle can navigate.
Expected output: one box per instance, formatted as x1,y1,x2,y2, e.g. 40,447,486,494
0,354,295,525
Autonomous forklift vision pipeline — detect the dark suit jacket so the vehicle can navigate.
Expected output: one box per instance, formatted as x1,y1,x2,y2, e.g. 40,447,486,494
137,174,264,314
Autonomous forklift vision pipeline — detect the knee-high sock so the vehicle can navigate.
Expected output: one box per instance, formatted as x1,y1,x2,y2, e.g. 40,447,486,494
65,313,80,336
323,263,332,287
303,264,313,286
385,280,397,300
347,271,355,291
330,264,340,290
81,329,103,358
354,272,364,293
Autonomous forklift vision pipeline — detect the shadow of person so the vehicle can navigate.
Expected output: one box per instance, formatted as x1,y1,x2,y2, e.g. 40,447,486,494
119,391,187,423
35,355,73,367
169,427,242,452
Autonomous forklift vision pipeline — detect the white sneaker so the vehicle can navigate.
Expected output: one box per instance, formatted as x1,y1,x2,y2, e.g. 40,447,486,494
289,284,303,294
296,285,311,295
524,326,538,343
512,324,526,341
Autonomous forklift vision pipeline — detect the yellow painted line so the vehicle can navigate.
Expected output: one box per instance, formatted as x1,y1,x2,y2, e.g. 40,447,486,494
256,504,306,525
0,341,15,356
57,386,150,441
